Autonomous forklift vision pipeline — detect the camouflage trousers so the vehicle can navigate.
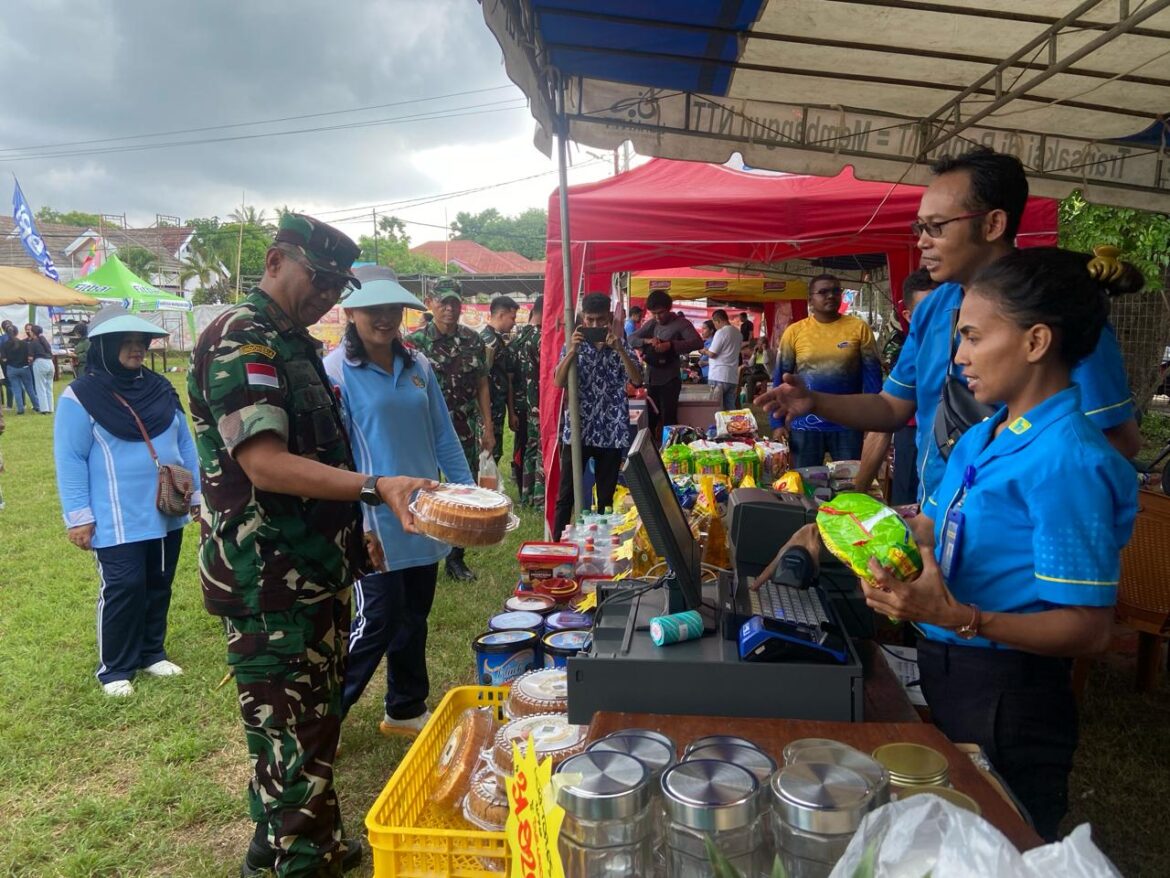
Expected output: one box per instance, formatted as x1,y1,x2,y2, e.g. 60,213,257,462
518,408,544,508
488,412,506,468
225,591,351,878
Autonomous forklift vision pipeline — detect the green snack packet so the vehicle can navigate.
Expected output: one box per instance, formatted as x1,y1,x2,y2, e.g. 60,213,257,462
815,492,923,583
661,443,694,476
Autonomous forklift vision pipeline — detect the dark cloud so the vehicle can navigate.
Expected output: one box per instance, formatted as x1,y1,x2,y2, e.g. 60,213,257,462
0,0,527,225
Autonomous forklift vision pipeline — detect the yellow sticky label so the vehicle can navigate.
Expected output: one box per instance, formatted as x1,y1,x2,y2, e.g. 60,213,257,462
1008,417,1032,434
506,734,566,878
239,343,277,360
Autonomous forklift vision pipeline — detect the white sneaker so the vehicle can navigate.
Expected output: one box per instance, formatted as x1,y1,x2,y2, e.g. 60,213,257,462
102,679,134,697
142,659,183,677
379,711,432,738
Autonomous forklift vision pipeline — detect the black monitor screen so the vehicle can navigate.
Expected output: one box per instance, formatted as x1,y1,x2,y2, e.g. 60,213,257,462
623,429,703,611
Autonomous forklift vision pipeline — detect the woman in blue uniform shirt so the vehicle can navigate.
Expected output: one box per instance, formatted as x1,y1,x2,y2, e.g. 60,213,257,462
323,266,473,738
864,247,1140,839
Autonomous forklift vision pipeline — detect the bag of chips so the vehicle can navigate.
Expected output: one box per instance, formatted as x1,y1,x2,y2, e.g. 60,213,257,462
725,446,761,487
815,492,923,584
715,409,758,438
694,475,730,569
661,442,694,476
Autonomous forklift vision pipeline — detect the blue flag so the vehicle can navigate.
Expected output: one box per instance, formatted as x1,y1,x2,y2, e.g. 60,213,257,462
12,177,59,282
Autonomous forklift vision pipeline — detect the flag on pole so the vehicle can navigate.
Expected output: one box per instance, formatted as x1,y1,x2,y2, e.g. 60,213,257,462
11,177,60,281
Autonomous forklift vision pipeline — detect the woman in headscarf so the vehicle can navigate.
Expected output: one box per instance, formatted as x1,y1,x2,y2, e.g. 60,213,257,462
53,307,200,697
323,266,472,737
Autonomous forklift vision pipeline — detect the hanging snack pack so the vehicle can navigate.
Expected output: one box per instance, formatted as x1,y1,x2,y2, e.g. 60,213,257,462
815,492,923,584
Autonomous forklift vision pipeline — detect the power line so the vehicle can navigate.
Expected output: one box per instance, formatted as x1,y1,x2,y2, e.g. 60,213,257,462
0,100,530,162
0,85,517,154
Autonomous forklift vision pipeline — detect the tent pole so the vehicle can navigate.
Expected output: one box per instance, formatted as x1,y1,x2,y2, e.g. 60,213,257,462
555,76,584,526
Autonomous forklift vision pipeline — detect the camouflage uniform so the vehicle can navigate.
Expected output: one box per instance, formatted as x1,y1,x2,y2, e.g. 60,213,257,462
511,322,544,507
189,287,364,878
407,322,488,479
479,324,516,468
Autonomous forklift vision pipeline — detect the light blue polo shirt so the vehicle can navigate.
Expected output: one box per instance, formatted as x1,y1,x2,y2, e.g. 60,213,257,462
919,385,1137,648
884,282,1134,513
324,347,473,572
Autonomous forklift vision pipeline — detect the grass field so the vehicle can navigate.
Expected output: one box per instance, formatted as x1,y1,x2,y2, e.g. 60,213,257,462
0,375,1167,876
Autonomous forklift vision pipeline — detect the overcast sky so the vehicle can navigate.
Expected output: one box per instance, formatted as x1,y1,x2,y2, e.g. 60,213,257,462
0,0,615,247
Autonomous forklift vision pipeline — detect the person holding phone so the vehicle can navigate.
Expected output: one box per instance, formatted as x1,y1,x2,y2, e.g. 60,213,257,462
552,293,642,539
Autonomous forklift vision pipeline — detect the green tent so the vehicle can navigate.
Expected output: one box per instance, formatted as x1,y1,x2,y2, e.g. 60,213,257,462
67,254,191,312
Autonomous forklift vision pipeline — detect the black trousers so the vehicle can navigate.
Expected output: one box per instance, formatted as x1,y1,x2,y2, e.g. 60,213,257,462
553,443,624,540
647,376,682,444
916,638,1078,841
342,563,439,721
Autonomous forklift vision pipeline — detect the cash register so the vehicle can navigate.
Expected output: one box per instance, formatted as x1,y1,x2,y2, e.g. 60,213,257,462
565,429,865,724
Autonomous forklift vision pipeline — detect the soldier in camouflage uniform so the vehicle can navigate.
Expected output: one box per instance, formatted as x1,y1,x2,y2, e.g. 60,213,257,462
479,295,519,471
407,278,492,581
188,214,431,878
511,295,544,507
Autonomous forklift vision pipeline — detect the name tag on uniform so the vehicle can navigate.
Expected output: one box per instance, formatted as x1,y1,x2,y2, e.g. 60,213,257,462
939,465,975,581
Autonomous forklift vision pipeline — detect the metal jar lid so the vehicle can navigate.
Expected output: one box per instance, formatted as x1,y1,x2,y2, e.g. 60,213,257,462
606,728,677,757
555,751,650,820
771,762,873,836
782,738,854,765
588,733,676,778
788,745,888,798
684,734,764,755
661,759,760,831
871,743,949,785
684,744,777,785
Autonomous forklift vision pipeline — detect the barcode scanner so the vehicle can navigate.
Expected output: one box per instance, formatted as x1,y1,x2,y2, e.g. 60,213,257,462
771,546,816,590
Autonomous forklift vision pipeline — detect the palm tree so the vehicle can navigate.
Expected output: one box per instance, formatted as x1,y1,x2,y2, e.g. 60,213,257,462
229,205,271,229
179,244,222,294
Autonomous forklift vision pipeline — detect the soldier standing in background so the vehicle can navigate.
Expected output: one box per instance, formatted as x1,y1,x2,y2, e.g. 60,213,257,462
188,214,431,878
511,295,544,507
479,295,519,471
407,277,493,581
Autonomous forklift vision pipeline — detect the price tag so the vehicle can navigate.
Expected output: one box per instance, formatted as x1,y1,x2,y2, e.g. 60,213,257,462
506,734,566,878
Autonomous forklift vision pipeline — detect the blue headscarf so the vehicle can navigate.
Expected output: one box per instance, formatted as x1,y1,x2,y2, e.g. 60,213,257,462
70,332,182,441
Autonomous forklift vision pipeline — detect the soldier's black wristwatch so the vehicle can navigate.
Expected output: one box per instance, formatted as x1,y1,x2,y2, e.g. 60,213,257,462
359,476,383,506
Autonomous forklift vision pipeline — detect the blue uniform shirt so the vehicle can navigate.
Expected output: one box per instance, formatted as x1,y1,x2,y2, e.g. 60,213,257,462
884,282,1134,512
919,385,1137,648
325,347,473,572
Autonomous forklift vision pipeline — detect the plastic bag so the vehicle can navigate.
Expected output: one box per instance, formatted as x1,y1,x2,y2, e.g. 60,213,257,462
829,796,1122,878
477,450,499,490
694,475,730,569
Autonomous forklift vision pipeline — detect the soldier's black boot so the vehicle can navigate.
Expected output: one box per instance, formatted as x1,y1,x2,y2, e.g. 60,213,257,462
241,820,365,876
445,547,476,581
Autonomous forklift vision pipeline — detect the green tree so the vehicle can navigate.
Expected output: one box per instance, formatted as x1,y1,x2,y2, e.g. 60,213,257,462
357,214,449,275
450,207,547,260
119,245,160,280
1059,192,1170,290
35,207,101,227
229,204,273,230
186,215,269,293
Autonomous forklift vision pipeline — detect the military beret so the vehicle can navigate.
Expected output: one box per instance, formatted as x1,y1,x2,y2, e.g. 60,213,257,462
274,213,362,287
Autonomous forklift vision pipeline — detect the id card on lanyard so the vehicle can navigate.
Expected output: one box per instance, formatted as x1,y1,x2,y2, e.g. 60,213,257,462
938,465,975,580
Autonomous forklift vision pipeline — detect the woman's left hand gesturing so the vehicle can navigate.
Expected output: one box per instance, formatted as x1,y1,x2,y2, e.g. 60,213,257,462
863,552,968,628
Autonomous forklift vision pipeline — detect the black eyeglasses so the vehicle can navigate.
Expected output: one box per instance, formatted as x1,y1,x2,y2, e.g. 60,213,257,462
812,286,843,296
911,210,990,238
290,252,351,293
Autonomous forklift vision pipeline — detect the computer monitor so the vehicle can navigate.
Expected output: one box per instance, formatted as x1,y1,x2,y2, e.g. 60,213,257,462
623,428,704,612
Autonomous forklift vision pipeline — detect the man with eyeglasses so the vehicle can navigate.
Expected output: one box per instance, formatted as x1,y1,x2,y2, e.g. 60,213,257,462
769,274,881,467
407,277,493,581
629,289,702,442
189,213,433,877
757,146,1140,513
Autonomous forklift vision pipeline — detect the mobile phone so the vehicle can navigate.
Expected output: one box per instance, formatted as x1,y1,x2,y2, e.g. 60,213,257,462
580,326,608,345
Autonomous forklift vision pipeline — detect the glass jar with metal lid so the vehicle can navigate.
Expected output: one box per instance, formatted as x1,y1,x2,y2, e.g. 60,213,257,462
556,750,653,878
771,762,873,878
684,734,764,755
786,744,890,807
661,759,768,878
608,728,678,756
871,743,949,794
781,738,848,765
589,733,677,877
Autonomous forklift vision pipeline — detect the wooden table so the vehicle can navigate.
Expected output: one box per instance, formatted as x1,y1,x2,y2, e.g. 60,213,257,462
588,709,1043,852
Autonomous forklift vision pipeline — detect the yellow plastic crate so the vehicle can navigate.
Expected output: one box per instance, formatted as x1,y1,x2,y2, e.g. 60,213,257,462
367,685,511,877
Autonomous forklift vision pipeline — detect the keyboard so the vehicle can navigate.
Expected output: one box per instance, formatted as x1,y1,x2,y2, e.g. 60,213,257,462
737,581,848,664
750,581,831,629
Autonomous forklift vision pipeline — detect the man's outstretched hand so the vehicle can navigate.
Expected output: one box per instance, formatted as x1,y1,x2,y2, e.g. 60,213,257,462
753,373,813,427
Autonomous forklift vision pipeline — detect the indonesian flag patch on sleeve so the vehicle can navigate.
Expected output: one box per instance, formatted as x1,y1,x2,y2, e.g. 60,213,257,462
245,362,280,389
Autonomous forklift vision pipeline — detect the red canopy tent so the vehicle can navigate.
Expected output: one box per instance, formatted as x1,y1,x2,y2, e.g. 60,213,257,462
539,158,1058,529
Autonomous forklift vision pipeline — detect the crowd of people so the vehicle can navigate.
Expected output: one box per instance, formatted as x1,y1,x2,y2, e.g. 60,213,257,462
0,143,1154,874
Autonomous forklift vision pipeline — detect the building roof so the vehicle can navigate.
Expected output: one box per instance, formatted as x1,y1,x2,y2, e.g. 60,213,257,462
0,217,194,281
410,239,544,274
